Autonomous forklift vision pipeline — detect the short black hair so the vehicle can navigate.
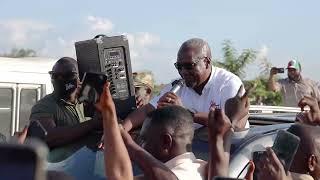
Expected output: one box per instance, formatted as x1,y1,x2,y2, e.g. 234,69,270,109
146,106,194,142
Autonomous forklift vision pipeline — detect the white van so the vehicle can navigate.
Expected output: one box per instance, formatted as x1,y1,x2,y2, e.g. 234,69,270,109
0,57,56,138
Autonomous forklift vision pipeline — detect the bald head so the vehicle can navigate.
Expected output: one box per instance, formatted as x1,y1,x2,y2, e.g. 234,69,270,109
50,57,80,101
177,38,212,60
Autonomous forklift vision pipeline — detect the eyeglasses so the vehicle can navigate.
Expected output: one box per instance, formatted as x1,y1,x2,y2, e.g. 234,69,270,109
49,71,78,80
174,57,204,71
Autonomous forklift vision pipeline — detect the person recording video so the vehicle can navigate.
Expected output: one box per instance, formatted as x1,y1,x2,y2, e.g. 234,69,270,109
268,59,320,107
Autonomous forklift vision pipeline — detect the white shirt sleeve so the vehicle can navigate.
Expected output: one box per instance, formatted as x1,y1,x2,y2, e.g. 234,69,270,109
149,84,172,108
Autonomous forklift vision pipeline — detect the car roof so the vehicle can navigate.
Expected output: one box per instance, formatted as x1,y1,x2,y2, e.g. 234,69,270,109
0,57,56,74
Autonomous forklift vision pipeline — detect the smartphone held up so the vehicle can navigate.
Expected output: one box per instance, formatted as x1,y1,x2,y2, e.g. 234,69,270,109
272,129,300,172
78,72,108,104
275,67,285,74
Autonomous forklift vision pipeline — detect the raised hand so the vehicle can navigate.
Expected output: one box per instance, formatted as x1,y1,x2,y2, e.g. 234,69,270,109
208,106,233,137
270,67,279,76
296,96,320,125
95,81,116,113
257,148,293,180
225,85,250,130
157,92,183,109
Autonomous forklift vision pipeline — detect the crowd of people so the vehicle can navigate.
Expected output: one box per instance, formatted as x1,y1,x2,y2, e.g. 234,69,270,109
5,38,320,180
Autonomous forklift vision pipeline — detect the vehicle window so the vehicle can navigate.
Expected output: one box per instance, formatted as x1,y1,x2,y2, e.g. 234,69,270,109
19,89,37,131
0,88,13,138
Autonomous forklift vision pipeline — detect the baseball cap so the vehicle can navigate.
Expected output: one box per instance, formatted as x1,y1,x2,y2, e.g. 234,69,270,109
286,59,301,71
49,57,78,75
133,71,154,90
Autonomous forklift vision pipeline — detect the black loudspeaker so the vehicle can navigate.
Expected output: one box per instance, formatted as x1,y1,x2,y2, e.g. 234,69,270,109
75,35,136,119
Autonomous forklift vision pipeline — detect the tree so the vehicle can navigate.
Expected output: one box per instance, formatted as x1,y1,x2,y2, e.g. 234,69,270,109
1,48,37,58
213,40,256,79
244,79,282,106
258,55,273,78
212,40,282,105
244,56,282,106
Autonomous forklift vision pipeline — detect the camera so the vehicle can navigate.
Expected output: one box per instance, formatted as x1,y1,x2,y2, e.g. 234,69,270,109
275,67,285,73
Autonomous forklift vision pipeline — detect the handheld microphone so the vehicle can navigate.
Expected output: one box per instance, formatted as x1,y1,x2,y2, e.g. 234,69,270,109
170,79,185,94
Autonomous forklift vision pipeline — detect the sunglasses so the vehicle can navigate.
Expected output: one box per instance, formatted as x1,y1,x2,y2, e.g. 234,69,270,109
49,71,78,80
174,57,204,71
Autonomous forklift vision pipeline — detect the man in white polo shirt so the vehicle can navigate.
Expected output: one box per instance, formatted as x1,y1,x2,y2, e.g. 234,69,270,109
122,38,247,131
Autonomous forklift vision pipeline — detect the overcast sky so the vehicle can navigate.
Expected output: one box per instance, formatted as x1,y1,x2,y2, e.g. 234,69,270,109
1,0,320,83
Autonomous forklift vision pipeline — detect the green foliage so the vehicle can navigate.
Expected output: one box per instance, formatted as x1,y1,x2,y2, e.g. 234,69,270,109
1,48,37,58
213,40,256,79
152,84,166,97
244,78,282,106
258,56,273,78
212,40,281,105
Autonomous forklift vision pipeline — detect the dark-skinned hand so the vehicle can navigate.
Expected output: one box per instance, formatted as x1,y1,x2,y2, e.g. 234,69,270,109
270,67,279,76
157,92,183,109
244,161,255,180
225,85,250,131
119,125,135,146
256,147,293,180
95,81,116,113
296,96,320,126
208,106,233,137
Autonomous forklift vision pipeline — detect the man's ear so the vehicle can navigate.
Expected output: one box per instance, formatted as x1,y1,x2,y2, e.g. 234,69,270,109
161,133,173,152
308,154,318,172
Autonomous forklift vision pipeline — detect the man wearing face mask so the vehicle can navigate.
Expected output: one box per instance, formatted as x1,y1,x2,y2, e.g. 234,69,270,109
268,59,320,107
30,57,101,148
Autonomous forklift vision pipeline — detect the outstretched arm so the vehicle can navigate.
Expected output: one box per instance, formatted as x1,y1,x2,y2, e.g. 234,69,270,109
122,103,155,132
95,82,133,180
208,107,233,179
268,67,281,92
